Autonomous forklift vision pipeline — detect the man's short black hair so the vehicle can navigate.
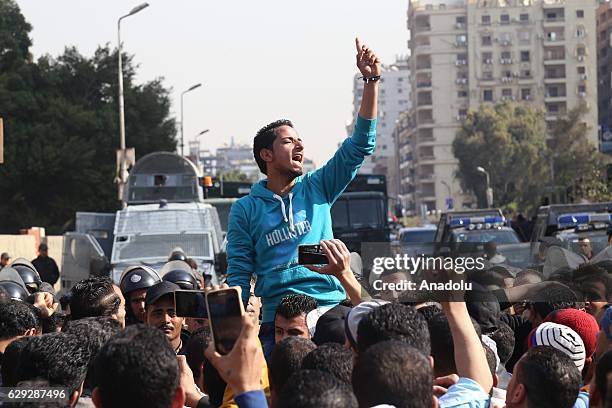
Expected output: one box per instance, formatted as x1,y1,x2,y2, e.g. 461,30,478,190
301,343,352,384
488,321,515,365
253,119,294,174
17,332,89,394
516,346,581,408
277,369,357,408
530,283,578,320
357,303,430,356
62,316,122,392
595,350,612,404
269,336,316,392
185,327,210,384
94,324,180,408
275,294,318,320
0,300,40,340
427,312,482,377
1,336,32,386
416,303,442,322
70,277,121,320
483,344,497,378
352,340,432,408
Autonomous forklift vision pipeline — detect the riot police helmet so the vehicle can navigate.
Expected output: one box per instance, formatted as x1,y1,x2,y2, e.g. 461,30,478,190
168,247,188,263
159,260,199,290
119,265,162,296
0,281,29,301
10,258,42,294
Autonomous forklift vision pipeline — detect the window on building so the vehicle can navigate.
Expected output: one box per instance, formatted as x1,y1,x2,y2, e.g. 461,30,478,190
501,51,511,59
578,85,586,93
576,26,586,38
482,35,492,46
521,88,531,100
521,69,532,78
503,70,512,78
521,51,530,62
520,13,529,22
518,31,531,42
502,88,513,97
456,35,467,45
499,32,512,43
457,90,468,98
483,89,494,101
458,108,468,117
456,16,466,24
482,52,493,63
578,66,586,74
577,10,584,18
577,47,586,56
500,14,510,24
483,71,494,80
482,15,491,25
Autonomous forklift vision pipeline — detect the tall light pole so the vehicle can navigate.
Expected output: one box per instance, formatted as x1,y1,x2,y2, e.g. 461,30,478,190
441,180,453,209
180,83,202,156
116,2,149,205
476,166,493,208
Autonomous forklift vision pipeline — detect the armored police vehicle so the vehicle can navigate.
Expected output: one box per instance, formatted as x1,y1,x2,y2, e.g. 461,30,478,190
61,152,224,293
531,203,612,256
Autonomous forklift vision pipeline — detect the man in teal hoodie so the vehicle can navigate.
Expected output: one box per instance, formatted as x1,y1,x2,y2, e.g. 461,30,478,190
226,38,380,356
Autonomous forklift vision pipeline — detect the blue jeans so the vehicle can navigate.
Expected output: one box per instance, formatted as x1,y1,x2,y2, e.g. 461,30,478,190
259,321,275,362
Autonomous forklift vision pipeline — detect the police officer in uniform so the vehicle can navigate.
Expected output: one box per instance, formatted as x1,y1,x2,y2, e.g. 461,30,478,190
119,265,161,326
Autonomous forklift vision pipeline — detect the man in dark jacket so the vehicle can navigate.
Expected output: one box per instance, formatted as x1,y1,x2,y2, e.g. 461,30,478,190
32,244,60,286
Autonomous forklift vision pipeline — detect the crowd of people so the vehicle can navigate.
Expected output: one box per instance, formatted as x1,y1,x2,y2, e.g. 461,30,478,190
1,240,612,408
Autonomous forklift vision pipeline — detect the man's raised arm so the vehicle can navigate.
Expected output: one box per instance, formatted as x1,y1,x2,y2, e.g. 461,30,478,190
226,202,255,305
309,38,381,204
442,301,494,394
356,37,379,121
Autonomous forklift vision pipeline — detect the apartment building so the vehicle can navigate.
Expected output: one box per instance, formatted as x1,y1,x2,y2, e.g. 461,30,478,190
598,0,612,153
407,0,599,211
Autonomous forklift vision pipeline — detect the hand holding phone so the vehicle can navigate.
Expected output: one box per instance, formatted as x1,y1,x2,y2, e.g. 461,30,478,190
204,313,264,395
206,286,244,355
298,244,329,265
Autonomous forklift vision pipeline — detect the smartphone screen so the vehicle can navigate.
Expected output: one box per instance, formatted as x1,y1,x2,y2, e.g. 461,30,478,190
175,290,207,318
206,288,243,355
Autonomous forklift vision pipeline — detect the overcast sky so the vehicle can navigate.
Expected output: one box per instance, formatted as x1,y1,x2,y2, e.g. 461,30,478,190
17,0,408,167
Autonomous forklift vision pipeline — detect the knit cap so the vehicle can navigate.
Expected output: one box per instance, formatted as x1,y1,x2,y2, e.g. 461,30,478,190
545,308,598,363
528,322,586,372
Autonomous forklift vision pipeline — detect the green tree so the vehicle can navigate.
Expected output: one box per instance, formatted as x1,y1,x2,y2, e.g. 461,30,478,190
453,103,548,211
549,104,612,202
0,0,177,233
219,169,253,182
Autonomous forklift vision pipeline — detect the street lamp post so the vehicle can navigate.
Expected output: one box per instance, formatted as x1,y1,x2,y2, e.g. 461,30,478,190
180,83,202,156
116,2,149,206
440,180,452,209
476,166,493,208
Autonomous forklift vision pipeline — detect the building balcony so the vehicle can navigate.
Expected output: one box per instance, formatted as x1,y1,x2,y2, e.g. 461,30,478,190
545,94,567,102
415,45,432,53
418,136,436,145
544,76,566,83
418,155,437,164
543,18,565,27
544,36,565,44
415,65,432,72
544,57,565,64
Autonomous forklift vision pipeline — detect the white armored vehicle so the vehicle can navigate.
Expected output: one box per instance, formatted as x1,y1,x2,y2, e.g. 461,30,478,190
61,152,225,294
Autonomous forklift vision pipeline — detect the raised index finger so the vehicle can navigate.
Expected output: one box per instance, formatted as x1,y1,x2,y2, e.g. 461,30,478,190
355,37,362,55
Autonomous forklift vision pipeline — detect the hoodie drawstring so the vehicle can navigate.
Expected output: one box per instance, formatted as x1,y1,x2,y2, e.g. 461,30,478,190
273,193,296,232
288,192,295,232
